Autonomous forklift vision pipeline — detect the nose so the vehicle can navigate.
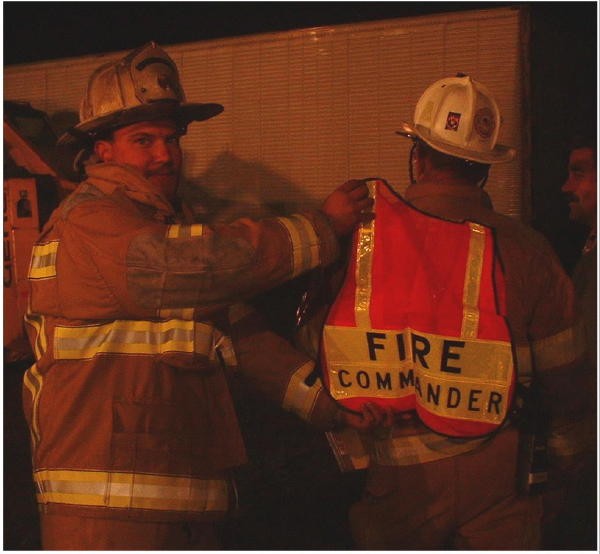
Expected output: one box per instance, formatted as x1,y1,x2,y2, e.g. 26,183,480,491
151,139,173,165
561,177,574,193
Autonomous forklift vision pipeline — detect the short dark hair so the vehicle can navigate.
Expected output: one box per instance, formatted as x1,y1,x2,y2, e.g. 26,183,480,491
569,132,597,165
416,140,491,183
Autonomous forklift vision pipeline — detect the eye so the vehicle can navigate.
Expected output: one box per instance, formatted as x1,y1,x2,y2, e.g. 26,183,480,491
133,136,152,146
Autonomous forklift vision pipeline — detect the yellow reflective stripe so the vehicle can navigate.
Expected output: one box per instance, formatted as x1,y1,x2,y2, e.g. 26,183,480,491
461,223,486,338
277,214,320,277
189,224,204,237
373,433,486,466
415,372,510,423
166,223,204,239
323,326,513,382
354,180,377,328
531,322,586,372
54,320,215,360
213,333,238,367
34,470,229,513
24,311,47,360
23,363,43,448
282,361,321,420
511,325,583,381
158,307,195,320
28,241,59,279
515,343,533,384
323,325,514,423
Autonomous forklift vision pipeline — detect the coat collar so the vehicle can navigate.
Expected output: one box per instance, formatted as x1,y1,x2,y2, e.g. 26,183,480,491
84,162,177,221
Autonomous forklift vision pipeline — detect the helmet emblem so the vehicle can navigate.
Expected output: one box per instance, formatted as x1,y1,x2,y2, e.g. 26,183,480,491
445,112,461,131
158,73,174,91
474,107,495,139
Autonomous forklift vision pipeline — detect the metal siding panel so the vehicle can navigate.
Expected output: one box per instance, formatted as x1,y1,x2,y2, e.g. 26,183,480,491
4,69,49,112
4,8,525,219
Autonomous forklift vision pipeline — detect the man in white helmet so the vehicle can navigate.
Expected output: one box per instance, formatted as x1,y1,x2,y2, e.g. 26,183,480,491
22,42,382,549
296,74,586,548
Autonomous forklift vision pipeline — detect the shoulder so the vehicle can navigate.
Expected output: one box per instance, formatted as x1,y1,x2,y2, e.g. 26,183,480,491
487,211,560,265
55,181,157,239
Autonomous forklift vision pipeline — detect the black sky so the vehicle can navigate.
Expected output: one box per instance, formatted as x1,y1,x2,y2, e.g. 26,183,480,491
4,1,523,65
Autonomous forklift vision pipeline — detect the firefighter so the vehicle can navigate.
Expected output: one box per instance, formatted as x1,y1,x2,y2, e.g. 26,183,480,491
542,132,597,548
298,75,587,548
22,41,382,550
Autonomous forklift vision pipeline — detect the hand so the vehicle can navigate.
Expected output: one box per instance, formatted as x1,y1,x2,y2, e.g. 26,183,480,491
321,179,374,237
336,402,394,431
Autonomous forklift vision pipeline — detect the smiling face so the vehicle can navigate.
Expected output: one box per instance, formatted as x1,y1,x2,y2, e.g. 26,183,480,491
94,119,184,201
562,146,597,227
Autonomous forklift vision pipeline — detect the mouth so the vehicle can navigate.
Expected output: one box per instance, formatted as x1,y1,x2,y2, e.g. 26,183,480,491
564,194,579,205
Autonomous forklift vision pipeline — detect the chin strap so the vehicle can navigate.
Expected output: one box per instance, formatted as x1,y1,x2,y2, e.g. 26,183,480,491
408,140,418,185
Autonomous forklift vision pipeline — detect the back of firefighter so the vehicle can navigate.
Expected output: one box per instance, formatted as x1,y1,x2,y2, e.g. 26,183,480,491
299,75,586,549
22,42,381,550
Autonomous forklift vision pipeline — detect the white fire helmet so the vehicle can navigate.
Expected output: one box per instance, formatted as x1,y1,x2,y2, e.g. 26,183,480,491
58,41,223,146
396,74,515,164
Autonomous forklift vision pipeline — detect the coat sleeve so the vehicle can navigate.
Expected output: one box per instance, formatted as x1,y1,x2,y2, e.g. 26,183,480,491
525,244,592,467
226,302,342,431
54,195,340,320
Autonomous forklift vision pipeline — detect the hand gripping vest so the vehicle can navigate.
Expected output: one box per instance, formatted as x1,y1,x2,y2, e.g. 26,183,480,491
321,180,516,438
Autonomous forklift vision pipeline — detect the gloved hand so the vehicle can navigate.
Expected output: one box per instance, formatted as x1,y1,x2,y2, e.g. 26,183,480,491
335,402,394,431
321,179,374,237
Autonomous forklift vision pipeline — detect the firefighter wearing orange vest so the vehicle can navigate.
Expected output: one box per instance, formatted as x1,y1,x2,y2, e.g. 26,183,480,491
22,42,381,550
297,75,586,548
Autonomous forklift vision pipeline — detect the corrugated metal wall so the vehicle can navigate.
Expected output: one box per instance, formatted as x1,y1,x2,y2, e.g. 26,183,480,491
4,7,527,220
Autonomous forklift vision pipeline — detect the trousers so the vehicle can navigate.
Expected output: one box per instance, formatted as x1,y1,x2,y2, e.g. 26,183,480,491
349,427,542,549
40,513,221,550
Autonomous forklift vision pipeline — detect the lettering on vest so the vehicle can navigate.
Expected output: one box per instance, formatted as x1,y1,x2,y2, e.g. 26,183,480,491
363,331,467,373
323,326,513,423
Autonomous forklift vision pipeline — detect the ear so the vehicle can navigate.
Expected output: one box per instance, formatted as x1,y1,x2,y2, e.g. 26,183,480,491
412,142,427,180
94,140,113,162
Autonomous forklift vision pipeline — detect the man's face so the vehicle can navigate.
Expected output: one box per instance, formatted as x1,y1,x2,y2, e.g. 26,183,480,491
95,119,183,200
562,146,597,226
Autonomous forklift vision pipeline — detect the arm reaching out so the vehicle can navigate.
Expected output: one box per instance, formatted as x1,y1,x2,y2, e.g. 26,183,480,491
321,179,374,237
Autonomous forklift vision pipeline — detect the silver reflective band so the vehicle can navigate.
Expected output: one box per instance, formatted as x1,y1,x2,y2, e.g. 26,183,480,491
276,215,320,277
34,469,230,512
282,360,321,420
54,319,216,359
29,241,59,279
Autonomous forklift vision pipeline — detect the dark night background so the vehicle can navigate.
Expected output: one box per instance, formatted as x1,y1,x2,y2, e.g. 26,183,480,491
3,1,598,549
4,1,597,269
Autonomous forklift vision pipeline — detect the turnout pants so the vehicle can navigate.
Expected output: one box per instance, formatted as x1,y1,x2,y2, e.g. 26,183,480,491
349,428,542,549
40,513,221,550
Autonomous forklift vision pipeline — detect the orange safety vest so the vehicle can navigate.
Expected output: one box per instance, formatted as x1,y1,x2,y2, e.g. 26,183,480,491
321,180,516,438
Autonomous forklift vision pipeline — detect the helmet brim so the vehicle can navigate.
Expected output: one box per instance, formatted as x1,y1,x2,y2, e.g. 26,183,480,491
396,121,515,164
57,101,224,146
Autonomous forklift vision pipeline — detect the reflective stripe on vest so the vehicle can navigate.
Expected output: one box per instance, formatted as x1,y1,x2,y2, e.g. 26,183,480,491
321,180,515,438
33,469,229,513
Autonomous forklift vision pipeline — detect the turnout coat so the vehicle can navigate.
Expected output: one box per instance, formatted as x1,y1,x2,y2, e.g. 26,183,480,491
23,162,343,522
